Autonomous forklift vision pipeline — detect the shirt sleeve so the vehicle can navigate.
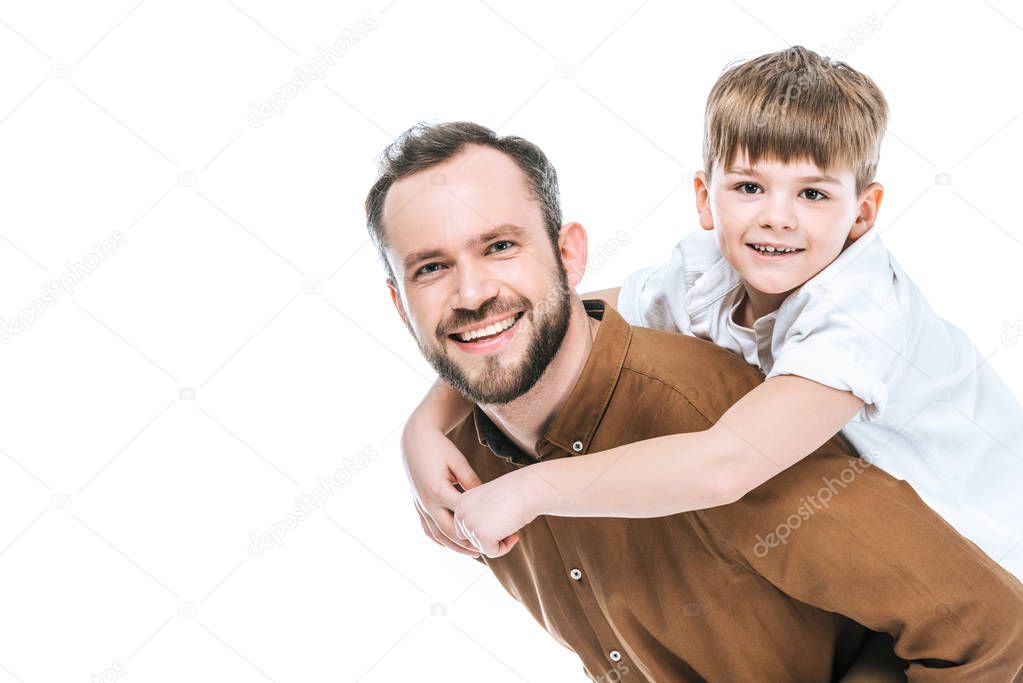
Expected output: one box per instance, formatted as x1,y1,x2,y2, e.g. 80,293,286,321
618,263,668,329
766,272,907,421
617,230,718,334
701,447,1023,681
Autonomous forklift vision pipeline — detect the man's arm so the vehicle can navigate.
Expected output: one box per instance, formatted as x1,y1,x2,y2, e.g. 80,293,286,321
701,444,1023,680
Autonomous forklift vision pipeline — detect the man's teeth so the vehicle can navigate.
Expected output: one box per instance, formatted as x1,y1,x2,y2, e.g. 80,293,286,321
752,244,799,254
456,314,518,341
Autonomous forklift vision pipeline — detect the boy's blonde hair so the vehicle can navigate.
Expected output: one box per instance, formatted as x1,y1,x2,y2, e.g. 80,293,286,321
703,46,888,194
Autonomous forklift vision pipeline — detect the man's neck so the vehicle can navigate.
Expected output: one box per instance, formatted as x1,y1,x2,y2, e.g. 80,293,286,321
479,299,600,459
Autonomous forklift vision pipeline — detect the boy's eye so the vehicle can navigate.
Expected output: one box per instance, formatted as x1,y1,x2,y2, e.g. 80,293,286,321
488,240,514,253
800,188,827,201
735,182,762,194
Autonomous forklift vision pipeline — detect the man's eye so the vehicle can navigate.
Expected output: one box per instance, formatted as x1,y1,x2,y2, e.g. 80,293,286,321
735,182,762,194
800,188,827,201
417,262,444,276
488,240,514,253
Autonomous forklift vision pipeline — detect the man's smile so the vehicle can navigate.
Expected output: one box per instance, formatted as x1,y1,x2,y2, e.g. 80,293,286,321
447,311,525,354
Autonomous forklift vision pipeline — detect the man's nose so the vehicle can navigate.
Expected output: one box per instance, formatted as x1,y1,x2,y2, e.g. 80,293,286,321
450,260,499,311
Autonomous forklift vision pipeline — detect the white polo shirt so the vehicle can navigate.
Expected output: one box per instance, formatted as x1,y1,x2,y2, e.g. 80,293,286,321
619,227,1023,580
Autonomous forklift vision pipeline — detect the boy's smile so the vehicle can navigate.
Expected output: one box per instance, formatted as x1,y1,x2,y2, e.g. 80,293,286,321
694,151,883,321
747,242,804,257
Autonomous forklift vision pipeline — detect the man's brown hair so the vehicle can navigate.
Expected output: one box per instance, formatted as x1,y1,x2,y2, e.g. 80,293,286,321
365,121,562,284
703,46,888,193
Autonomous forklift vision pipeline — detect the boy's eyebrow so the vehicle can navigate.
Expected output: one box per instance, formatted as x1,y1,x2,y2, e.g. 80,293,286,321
796,174,843,185
403,223,528,272
723,166,759,176
723,166,843,184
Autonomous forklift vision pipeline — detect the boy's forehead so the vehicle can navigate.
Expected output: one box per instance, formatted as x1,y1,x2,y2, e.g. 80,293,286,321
718,151,855,183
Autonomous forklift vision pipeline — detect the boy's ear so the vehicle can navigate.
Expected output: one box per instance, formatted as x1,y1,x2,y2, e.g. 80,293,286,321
849,182,884,241
557,221,588,288
694,171,715,231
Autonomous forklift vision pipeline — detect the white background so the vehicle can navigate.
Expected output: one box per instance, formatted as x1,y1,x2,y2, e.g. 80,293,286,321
1,1,1021,681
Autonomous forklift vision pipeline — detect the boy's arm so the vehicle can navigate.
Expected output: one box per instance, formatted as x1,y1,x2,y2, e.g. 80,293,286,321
523,375,864,518
402,378,481,556
580,286,620,309
407,377,473,435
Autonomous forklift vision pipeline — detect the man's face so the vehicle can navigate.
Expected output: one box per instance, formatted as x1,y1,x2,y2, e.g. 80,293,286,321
699,151,873,297
381,145,572,405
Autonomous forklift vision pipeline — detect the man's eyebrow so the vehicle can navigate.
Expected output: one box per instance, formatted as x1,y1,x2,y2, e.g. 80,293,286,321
403,224,528,272
723,167,842,184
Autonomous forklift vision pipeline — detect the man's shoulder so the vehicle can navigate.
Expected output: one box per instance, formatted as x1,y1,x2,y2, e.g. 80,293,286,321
615,320,765,422
622,322,764,390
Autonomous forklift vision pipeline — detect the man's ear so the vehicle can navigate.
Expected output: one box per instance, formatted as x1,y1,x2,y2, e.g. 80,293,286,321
557,222,588,288
849,182,884,242
387,278,408,328
694,171,715,232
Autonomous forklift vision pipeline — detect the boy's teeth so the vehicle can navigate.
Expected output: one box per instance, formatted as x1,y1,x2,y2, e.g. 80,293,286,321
753,244,797,254
457,314,517,341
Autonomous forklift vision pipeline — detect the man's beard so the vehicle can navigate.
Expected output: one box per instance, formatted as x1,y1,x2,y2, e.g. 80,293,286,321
412,266,572,405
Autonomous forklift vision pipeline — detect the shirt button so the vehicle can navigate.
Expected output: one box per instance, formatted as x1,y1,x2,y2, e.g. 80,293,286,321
609,649,622,662
569,567,582,580
571,440,584,452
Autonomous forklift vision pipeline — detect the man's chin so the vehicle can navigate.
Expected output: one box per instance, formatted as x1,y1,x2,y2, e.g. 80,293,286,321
453,377,532,406
434,355,539,405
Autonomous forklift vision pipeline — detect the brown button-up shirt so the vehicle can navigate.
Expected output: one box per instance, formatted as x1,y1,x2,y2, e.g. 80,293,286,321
447,300,1023,682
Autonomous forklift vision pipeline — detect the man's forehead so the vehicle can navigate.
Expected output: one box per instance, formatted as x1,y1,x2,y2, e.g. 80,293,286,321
381,145,541,255
383,146,531,219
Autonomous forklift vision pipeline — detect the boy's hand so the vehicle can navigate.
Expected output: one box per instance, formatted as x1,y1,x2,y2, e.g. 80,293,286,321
402,425,485,557
452,468,539,558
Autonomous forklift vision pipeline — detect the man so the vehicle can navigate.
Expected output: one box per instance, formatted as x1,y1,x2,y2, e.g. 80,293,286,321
364,121,1023,681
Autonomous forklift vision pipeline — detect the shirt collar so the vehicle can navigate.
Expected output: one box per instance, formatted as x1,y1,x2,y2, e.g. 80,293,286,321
685,252,744,314
471,298,633,466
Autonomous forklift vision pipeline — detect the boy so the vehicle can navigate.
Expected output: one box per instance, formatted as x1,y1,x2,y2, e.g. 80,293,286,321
402,46,1023,583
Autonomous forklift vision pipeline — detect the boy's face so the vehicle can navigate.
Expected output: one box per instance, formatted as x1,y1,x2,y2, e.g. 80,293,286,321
695,151,882,298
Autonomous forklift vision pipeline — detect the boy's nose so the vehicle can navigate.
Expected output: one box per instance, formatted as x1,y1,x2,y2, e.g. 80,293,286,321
758,199,797,231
